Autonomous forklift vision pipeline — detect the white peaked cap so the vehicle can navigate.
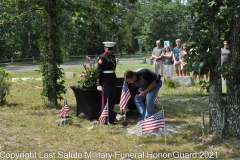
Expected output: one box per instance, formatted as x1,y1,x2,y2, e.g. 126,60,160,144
103,42,116,47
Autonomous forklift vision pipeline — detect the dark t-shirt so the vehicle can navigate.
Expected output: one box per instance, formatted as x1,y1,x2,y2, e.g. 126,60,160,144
132,68,157,89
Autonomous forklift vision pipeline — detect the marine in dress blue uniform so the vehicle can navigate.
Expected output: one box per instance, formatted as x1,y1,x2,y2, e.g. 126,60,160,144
96,42,117,124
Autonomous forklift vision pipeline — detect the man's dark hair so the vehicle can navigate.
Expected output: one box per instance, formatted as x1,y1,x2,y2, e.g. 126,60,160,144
124,70,134,79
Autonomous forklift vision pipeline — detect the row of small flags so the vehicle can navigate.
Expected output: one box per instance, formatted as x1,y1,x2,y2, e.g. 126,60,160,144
60,79,163,133
60,101,164,133
98,100,165,133
59,98,109,124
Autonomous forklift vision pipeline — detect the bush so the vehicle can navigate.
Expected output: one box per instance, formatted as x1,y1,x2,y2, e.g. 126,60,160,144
199,80,209,93
165,78,176,88
0,68,11,104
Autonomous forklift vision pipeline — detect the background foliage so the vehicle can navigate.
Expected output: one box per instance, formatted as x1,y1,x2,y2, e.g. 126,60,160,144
0,0,190,59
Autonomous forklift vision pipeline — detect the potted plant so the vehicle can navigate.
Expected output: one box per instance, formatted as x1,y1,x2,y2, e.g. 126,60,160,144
78,56,97,88
70,56,101,121
70,56,137,120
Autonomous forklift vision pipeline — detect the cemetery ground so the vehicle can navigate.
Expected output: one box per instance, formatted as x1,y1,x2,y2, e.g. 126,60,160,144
0,62,240,160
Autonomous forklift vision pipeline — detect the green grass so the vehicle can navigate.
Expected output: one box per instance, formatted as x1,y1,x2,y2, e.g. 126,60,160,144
0,62,239,160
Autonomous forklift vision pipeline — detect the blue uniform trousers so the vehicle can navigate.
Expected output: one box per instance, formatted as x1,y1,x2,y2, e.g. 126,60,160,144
102,86,116,124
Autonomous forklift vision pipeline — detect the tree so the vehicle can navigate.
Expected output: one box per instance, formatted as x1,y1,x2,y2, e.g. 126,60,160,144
187,0,240,138
1,0,121,108
40,0,65,107
127,0,188,52
41,0,119,107
0,0,43,59
222,1,240,138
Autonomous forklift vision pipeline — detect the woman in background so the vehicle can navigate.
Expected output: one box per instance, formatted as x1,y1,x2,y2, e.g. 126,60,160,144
162,46,173,78
179,43,189,76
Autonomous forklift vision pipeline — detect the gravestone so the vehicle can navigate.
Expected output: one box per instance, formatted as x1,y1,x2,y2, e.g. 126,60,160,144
171,76,194,87
56,118,72,125
65,72,74,79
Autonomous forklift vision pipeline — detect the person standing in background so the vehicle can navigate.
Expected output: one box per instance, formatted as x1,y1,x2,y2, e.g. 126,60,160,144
221,41,231,88
96,42,117,124
162,46,173,78
221,41,231,66
152,40,164,77
172,39,182,76
179,43,189,76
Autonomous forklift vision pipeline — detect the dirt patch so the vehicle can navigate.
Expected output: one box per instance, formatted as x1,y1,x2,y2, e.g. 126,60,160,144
127,123,181,136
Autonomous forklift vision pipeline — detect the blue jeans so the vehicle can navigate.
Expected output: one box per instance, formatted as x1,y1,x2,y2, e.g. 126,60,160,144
134,80,162,120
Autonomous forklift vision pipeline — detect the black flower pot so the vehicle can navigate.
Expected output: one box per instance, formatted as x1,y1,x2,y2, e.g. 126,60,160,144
70,86,101,121
70,78,137,121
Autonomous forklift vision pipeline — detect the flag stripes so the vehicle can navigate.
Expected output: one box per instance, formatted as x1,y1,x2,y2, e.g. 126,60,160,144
119,89,131,110
60,100,70,117
98,102,108,124
141,110,165,133
119,80,131,111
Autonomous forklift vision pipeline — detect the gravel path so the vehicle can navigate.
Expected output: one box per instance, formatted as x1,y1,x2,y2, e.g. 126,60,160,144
2,59,144,72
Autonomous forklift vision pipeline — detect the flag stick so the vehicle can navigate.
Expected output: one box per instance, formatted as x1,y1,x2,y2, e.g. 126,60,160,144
162,105,166,146
124,107,127,121
107,98,110,125
64,99,66,126
64,90,67,126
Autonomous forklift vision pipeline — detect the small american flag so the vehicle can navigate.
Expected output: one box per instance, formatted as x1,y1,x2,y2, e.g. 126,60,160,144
119,80,131,111
141,110,165,133
98,102,108,124
60,100,70,117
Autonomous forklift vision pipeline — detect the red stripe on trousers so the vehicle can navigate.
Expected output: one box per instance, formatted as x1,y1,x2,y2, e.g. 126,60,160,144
101,86,105,110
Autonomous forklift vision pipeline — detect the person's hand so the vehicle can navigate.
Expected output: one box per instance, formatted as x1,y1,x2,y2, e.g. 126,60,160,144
138,90,147,97
97,86,102,91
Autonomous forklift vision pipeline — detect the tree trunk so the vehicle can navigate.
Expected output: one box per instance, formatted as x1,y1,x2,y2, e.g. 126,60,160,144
27,7,33,58
208,19,224,134
225,18,240,138
46,0,58,107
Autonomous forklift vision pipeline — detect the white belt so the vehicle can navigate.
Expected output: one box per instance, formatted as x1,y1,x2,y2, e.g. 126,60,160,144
103,70,115,73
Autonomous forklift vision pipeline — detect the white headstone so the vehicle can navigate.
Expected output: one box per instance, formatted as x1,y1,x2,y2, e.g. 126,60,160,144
171,76,194,87
65,72,74,79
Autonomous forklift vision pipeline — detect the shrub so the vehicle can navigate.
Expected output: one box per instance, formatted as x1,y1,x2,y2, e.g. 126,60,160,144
165,78,176,88
0,68,11,104
199,80,209,93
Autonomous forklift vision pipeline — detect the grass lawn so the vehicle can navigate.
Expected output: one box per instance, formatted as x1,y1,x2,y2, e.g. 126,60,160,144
0,61,239,160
